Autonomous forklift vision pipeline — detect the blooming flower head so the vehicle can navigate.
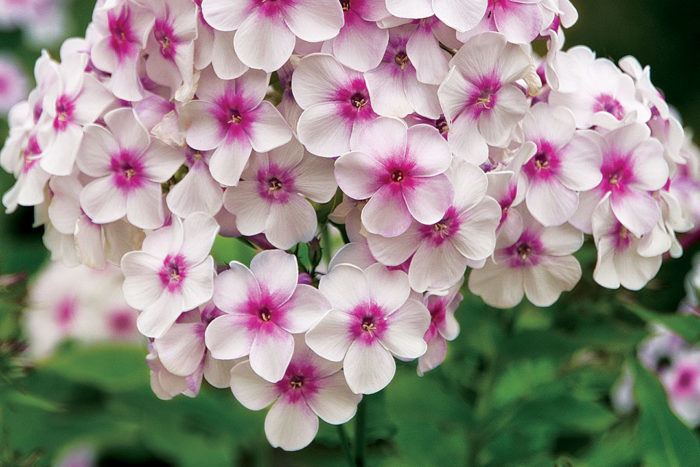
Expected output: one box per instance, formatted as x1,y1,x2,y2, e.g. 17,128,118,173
121,212,220,338
334,117,453,237
306,263,430,394
418,279,462,376
205,250,331,382
230,337,361,451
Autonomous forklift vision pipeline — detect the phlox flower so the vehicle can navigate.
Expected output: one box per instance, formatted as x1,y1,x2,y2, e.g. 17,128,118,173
438,32,532,164
292,53,379,157
385,0,486,34
457,0,546,45
638,325,686,375
305,263,430,394
77,107,185,229
143,0,198,101
334,117,453,237
0,56,28,114
2,133,50,213
366,160,500,292
230,338,361,451
37,52,114,176
518,103,602,226
223,140,336,250
150,304,236,399
166,147,224,218
91,1,154,101
468,209,583,308
417,279,462,376
591,196,666,291
662,351,700,428
322,0,390,72
121,212,219,338
193,0,248,80
184,68,292,186
205,250,331,382
364,25,441,119
201,0,344,72
569,122,668,237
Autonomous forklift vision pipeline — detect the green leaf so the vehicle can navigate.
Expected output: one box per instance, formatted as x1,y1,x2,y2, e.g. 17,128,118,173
39,344,148,392
623,301,700,345
632,360,700,467
211,235,257,266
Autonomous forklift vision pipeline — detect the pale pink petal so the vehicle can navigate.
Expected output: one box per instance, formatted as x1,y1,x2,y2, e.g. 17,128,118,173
364,263,410,314
433,0,486,32
385,0,432,18
142,216,184,258
155,323,205,376
495,1,543,44
205,314,256,360
292,53,352,108
380,299,429,358
39,124,83,176
80,176,127,224
141,141,186,183
362,184,413,237
137,291,184,338
437,67,473,122
180,212,220,264
184,101,224,151
166,163,223,218
234,12,295,72
126,183,165,230
402,174,453,225
213,261,261,312
305,311,354,362
468,259,524,308
72,74,113,123
334,151,384,199
403,73,442,119
418,335,447,376
611,191,660,237
366,226,421,266
223,181,271,235
283,0,344,42
211,31,248,79
406,24,450,85
291,155,337,203
230,361,278,410
181,257,215,310
539,224,584,256
104,108,150,152
209,138,253,186
409,241,468,292
523,256,581,307
330,12,387,72
526,178,578,226
365,65,413,118
201,0,252,31
250,324,295,382
449,116,489,165
121,251,163,309
203,355,236,388
307,372,361,424
557,133,603,191
343,340,395,394
249,249,298,305
630,138,669,191
76,124,118,177
318,263,369,311
405,124,452,176
266,196,318,249
614,247,662,291
247,102,293,153
265,398,319,451
297,103,353,157
279,284,331,334
478,85,527,147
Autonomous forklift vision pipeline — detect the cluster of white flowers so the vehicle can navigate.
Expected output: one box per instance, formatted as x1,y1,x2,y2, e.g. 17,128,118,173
613,255,700,427
3,0,700,451
23,262,140,358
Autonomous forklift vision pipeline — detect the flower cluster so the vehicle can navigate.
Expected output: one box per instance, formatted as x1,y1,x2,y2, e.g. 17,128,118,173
3,0,700,451
23,262,139,359
613,255,700,427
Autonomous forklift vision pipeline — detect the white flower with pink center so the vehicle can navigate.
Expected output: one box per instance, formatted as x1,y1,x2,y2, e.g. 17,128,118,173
77,107,185,229
364,25,441,119
662,351,700,428
305,263,430,394
570,122,669,237
223,140,336,250
0,55,28,114
438,32,532,165
230,338,361,451
152,304,237,395
591,197,666,291
323,0,390,72
166,147,224,218
121,212,219,338
468,209,583,308
184,68,292,186
417,280,462,376
385,0,486,34
201,0,344,72
91,2,154,101
2,133,50,213
457,0,545,45
518,103,602,226
143,0,198,100
366,160,500,292
205,250,331,382
36,53,114,176
548,50,651,129
334,117,453,237
292,53,379,157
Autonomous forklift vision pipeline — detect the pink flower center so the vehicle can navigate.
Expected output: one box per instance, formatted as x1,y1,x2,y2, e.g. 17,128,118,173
614,223,632,250
108,7,139,61
421,206,460,246
257,305,272,322
55,296,77,329
593,94,625,120
524,141,561,180
107,309,137,337
506,231,542,267
212,90,255,142
349,303,387,344
276,361,320,402
53,95,75,131
154,19,177,60
673,367,698,397
110,150,145,192
337,78,375,122
159,254,187,292
600,154,634,195
394,51,409,70
465,74,501,120
257,164,294,203
22,135,41,173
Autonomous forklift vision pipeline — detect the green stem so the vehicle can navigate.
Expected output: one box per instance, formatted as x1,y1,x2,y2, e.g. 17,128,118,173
354,398,367,467
337,425,354,467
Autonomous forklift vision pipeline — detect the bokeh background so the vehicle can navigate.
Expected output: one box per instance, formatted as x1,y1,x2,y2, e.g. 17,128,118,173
1,0,700,465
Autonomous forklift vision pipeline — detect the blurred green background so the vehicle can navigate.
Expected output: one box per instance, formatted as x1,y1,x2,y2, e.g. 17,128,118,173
1,1,700,465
